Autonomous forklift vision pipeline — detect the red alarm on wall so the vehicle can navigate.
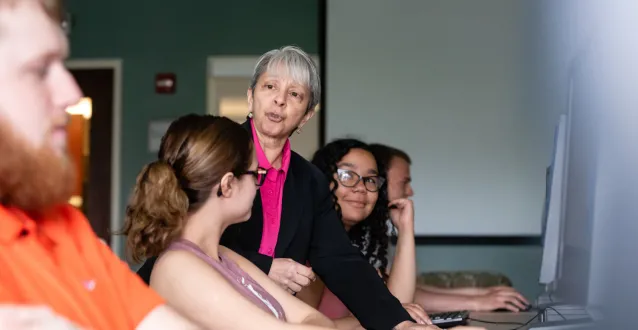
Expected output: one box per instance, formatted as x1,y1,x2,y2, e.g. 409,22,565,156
155,73,176,94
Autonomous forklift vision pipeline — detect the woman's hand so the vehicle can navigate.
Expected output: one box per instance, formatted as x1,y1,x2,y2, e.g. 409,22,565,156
393,321,439,329
471,286,529,312
388,198,415,233
394,320,487,330
402,303,431,325
268,258,316,294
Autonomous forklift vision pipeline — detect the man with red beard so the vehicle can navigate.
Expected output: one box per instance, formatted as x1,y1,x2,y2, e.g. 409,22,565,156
0,0,199,329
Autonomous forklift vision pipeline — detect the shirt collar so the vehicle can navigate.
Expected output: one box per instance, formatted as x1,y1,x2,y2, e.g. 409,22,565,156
0,205,64,245
250,119,291,174
0,205,37,243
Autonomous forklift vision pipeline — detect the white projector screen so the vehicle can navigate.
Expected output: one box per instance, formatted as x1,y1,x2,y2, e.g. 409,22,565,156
325,0,547,236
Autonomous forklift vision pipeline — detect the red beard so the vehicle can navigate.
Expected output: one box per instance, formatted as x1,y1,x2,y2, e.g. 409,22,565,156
0,119,75,214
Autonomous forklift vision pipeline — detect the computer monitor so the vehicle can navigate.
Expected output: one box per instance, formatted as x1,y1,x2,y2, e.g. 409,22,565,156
539,114,568,288
542,31,638,329
533,3,638,327
529,46,603,330
553,45,602,309
587,56,638,327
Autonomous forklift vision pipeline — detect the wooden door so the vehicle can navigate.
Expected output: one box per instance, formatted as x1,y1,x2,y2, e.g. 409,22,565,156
69,69,114,244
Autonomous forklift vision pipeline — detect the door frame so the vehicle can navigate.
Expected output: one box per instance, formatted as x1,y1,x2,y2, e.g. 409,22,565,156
65,59,123,256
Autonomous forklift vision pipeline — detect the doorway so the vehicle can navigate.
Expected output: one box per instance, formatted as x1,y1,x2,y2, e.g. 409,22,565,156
66,60,123,256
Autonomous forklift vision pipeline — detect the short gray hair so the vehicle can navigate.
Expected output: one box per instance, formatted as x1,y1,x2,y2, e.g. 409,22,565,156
250,45,321,112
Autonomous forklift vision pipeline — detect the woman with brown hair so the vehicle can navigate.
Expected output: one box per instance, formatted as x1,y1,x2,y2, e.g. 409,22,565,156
121,114,336,330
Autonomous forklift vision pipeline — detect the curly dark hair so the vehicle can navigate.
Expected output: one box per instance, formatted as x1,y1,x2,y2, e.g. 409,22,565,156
311,139,390,278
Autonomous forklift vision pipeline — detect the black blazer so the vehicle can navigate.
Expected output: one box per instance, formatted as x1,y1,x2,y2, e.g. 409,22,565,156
136,120,411,330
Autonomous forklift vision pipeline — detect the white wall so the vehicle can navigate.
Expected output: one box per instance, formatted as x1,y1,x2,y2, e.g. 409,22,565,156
326,0,551,236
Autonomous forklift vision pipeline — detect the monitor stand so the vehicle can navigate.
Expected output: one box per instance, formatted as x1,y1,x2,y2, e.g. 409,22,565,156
528,304,596,330
528,318,596,330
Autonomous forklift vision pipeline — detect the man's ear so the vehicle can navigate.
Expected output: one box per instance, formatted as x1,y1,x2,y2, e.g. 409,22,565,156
218,172,235,197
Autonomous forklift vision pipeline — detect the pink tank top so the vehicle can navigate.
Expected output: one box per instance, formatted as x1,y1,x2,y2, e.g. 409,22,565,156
165,239,287,321
317,288,351,319
316,267,385,319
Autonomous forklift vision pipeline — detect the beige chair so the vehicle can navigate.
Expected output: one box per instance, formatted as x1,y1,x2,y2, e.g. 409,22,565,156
417,271,512,289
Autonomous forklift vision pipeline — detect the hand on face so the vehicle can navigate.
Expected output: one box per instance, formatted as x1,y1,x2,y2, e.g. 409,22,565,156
389,198,415,233
268,258,317,294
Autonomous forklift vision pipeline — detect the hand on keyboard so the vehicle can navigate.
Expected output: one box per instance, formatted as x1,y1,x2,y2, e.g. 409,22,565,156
430,310,482,329
393,321,441,329
394,321,486,330
403,303,432,325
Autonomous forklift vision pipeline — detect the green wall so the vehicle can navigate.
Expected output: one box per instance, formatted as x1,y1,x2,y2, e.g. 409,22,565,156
415,245,543,302
66,0,319,228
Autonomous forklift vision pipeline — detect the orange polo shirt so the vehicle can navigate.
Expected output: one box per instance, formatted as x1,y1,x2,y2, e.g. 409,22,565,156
0,204,164,329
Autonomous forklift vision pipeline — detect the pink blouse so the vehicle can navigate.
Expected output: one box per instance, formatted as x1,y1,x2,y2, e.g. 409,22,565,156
250,119,291,257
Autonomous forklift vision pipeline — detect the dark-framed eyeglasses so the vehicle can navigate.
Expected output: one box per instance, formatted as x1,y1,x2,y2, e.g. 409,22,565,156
217,167,268,197
243,167,268,187
336,169,385,192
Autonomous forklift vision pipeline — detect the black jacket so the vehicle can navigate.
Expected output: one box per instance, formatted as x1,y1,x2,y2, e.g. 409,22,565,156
136,120,411,330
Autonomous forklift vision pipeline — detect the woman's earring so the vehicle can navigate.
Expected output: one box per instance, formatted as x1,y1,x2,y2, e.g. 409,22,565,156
296,128,302,134
247,112,253,118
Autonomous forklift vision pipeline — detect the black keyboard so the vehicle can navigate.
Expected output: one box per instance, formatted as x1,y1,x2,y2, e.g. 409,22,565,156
429,310,469,328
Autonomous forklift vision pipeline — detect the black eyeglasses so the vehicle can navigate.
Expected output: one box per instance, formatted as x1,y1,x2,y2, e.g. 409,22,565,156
244,167,268,187
336,169,385,192
217,167,268,197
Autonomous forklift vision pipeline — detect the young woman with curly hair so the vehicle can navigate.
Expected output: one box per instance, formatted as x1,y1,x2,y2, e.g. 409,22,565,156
299,139,482,330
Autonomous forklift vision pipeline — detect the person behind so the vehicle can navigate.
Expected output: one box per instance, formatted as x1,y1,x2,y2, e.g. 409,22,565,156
136,46,432,330
299,139,484,330
368,143,530,313
0,0,200,328
121,114,337,330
